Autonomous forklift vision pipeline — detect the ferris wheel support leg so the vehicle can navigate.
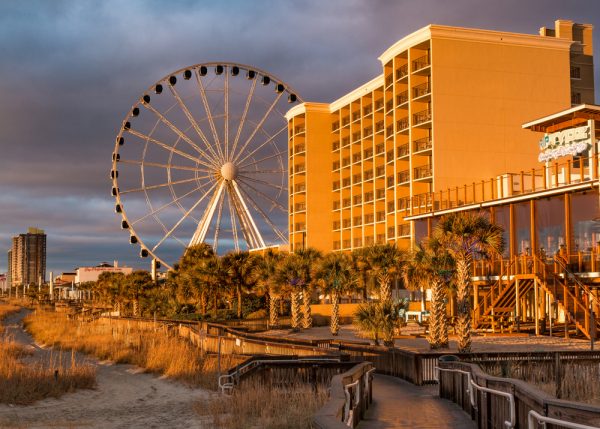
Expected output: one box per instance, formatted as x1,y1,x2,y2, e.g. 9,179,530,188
151,258,157,282
189,182,225,248
232,180,266,249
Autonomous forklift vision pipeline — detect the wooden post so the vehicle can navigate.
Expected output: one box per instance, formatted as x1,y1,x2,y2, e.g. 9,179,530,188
534,278,539,336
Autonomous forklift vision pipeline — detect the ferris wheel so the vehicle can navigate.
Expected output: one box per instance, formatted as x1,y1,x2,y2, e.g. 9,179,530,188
111,62,302,269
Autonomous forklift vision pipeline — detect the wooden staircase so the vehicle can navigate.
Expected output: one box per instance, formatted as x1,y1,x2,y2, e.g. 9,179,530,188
472,255,600,339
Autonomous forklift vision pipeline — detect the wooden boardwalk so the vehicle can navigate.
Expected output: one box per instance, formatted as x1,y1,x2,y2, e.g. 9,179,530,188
358,374,476,429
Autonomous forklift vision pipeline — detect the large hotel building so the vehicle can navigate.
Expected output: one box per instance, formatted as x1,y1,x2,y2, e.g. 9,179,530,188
7,227,47,287
286,19,594,253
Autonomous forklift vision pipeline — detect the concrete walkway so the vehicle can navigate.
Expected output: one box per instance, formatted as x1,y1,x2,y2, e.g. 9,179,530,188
358,375,476,429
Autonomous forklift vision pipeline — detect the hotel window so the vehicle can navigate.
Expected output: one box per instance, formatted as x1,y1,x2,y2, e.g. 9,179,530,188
294,144,305,153
353,216,362,226
332,141,340,151
365,236,374,246
333,201,341,210
570,65,581,79
387,176,394,187
295,222,305,231
363,105,372,116
374,99,384,110
333,221,341,230
295,163,305,173
363,126,373,136
376,234,385,243
386,150,394,163
343,239,351,248
375,120,384,132
387,201,395,213
342,177,351,187
364,170,374,180
376,189,385,199
398,224,410,236
295,202,306,211
342,198,351,208
342,137,350,147
364,191,374,203
342,157,350,167
352,131,361,142
352,153,362,163
397,197,410,211
375,143,385,154
364,148,373,158
332,181,340,191
353,173,362,183
332,121,340,131
572,92,582,105
342,116,350,126
365,213,375,223
376,211,385,221
333,241,341,250
295,183,306,192
353,195,362,205
342,218,351,228
354,238,362,247
375,166,385,177
387,227,395,237
332,161,340,170
352,111,361,122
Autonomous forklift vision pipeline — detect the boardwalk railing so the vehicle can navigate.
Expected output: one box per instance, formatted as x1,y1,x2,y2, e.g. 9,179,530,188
312,362,375,429
438,360,600,429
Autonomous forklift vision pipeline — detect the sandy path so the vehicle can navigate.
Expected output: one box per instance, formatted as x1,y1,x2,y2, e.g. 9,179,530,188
0,310,212,429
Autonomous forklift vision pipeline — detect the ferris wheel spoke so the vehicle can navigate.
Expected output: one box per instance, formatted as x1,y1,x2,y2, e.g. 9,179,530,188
224,71,230,161
120,175,210,195
126,128,214,169
237,174,286,196
194,69,225,163
167,84,222,163
212,187,226,252
236,177,287,212
236,183,288,243
151,180,219,252
140,103,220,169
234,124,287,166
229,77,257,161
239,169,286,175
130,183,206,226
231,91,285,164
238,148,287,170
119,159,211,173
226,185,240,252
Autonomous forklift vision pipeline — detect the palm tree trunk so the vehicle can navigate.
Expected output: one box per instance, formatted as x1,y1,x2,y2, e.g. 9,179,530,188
269,293,279,328
456,254,472,352
379,274,392,304
291,291,301,330
330,292,340,335
237,285,242,319
428,278,448,349
200,291,207,315
213,293,218,318
301,290,312,329
133,299,139,317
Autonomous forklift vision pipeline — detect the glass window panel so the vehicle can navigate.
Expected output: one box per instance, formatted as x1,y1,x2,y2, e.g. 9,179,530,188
536,196,565,259
414,219,428,244
493,206,510,258
571,191,600,252
515,202,531,256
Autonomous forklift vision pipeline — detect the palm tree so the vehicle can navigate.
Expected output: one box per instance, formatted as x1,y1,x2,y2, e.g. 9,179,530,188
366,244,406,304
200,255,228,318
351,247,372,301
222,251,259,319
275,253,304,330
354,302,383,345
433,212,504,352
295,247,322,329
404,237,454,349
96,272,126,314
313,252,355,335
124,271,154,316
254,249,283,328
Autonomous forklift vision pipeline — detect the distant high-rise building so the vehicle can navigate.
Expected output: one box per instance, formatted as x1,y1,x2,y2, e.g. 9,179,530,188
7,250,12,288
9,227,46,287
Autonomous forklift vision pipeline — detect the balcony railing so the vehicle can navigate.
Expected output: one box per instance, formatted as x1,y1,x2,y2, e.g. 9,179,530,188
412,54,430,71
407,154,600,217
397,170,410,183
413,165,432,180
413,109,431,125
398,224,411,237
397,143,409,158
385,74,393,87
396,64,409,80
412,82,430,98
413,136,432,152
385,99,393,111
396,90,409,106
396,118,409,132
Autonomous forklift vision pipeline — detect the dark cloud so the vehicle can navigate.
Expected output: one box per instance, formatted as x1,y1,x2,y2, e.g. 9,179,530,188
1,0,599,273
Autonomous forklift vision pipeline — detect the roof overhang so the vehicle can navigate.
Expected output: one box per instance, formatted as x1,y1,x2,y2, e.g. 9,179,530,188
522,104,600,133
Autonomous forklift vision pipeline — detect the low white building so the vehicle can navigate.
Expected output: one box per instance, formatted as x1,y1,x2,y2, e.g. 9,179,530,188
75,262,133,284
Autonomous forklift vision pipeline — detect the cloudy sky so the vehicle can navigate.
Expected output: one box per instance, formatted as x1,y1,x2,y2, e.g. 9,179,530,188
1,0,599,275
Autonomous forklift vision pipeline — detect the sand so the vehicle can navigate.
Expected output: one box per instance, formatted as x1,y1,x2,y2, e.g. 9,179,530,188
0,311,213,429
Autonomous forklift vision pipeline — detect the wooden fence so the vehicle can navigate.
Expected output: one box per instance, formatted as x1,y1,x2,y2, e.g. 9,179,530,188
438,360,600,428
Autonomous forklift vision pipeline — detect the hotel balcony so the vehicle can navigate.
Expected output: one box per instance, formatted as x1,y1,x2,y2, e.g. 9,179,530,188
396,90,409,107
412,82,430,100
397,143,409,159
397,170,410,184
413,108,432,127
413,165,432,181
396,118,410,133
412,54,430,74
413,136,432,153
395,64,409,81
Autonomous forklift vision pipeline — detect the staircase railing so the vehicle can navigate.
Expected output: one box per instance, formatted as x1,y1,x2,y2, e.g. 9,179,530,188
474,257,517,328
534,255,595,339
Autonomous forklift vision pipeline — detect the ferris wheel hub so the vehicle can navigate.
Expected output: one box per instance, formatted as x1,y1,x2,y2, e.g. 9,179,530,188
220,162,238,181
